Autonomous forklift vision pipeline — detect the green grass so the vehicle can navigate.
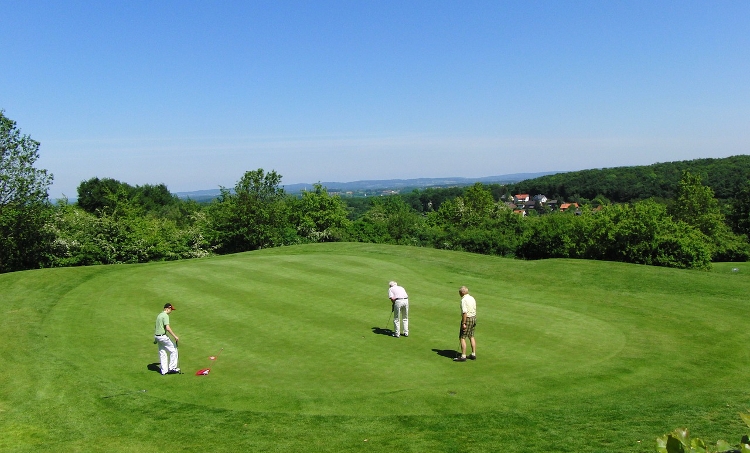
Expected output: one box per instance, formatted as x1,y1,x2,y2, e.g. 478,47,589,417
2,243,750,452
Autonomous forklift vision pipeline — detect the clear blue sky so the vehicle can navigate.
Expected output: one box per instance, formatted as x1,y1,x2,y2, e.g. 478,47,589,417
2,1,748,198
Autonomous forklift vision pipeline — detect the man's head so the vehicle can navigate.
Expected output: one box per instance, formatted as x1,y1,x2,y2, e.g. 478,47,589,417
164,303,175,312
389,281,398,287
459,286,469,296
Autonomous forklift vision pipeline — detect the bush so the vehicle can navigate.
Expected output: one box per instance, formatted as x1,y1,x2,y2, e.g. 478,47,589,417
49,200,212,266
657,412,750,452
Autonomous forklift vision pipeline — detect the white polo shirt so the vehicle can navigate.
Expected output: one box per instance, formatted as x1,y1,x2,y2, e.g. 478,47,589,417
461,294,476,318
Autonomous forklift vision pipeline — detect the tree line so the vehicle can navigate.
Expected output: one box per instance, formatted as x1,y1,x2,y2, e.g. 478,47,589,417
509,155,750,203
3,110,750,274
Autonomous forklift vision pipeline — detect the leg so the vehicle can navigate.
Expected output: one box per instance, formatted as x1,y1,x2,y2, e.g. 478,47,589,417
460,338,467,357
402,301,409,336
465,318,476,358
168,342,179,371
157,336,169,375
393,304,400,336
393,300,407,337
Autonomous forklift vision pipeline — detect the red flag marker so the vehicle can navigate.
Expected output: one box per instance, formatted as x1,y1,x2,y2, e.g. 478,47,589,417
195,348,223,376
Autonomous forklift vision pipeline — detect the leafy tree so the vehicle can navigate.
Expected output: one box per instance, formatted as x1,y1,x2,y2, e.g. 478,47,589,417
516,212,584,259
401,186,465,213
668,171,749,261
291,183,350,241
487,183,510,202
463,183,496,216
427,184,524,256
77,178,178,217
516,201,713,269
207,169,296,253
49,196,211,266
132,183,179,214
510,155,750,203
591,194,611,207
0,111,54,273
341,196,375,219
77,177,134,214
435,209,523,256
606,200,712,269
668,172,724,237
728,180,750,237
344,196,424,245
431,183,496,229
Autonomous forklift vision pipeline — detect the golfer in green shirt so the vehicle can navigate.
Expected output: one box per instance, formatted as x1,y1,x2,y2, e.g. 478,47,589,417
154,303,180,375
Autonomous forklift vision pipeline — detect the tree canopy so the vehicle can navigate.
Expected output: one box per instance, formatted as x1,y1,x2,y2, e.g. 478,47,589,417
510,155,750,203
2,110,748,275
0,111,54,273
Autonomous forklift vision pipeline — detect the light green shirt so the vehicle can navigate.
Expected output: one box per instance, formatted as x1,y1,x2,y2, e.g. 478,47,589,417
155,312,169,336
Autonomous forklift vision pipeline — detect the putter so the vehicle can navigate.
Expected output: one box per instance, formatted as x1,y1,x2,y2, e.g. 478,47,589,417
385,299,396,330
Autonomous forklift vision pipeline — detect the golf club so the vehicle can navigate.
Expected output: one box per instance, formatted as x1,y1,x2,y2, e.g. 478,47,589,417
385,308,393,329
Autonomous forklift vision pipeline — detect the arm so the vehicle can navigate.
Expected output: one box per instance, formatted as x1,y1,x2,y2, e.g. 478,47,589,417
460,297,467,328
166,324,179,343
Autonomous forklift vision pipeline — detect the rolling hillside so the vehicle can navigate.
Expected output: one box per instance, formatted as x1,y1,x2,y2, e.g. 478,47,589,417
510,154,750,202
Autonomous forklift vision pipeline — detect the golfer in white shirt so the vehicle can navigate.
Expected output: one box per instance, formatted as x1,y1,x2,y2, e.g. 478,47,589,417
388,281,409,338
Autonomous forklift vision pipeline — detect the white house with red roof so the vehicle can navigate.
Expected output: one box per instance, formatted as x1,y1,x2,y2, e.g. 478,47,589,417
513,194,530,204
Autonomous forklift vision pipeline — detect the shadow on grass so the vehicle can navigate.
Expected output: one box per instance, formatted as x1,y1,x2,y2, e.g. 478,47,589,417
432,349,459,359
371,326,394,336
147,363,162,373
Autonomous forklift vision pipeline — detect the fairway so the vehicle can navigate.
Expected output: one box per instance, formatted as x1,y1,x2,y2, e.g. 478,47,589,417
3,243,750,452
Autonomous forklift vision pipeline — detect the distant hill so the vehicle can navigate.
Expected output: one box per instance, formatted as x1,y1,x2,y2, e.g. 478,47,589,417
175,171,562,201
509,155,750,202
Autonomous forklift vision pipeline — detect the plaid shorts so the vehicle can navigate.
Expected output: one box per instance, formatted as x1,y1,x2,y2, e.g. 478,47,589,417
459,317,476,339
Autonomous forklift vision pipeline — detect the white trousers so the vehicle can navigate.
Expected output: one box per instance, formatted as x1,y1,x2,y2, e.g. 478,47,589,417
393,299,409,336
156,335,179,374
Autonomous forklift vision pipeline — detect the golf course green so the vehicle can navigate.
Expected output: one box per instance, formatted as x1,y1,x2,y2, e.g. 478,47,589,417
2,242,750,452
